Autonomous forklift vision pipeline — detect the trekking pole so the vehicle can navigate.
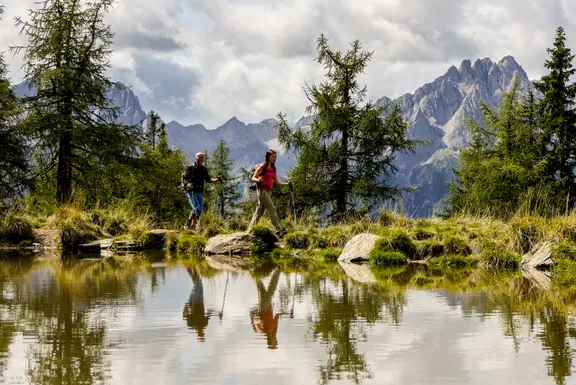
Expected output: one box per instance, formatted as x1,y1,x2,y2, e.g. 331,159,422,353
289,182,297,226
219,271,230,320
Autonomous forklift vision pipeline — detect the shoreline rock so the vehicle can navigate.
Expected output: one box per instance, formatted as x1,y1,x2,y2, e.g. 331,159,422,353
337,233,380,263
205,232,254,255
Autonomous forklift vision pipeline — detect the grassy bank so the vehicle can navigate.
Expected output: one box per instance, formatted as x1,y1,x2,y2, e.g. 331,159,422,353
3,203,576,272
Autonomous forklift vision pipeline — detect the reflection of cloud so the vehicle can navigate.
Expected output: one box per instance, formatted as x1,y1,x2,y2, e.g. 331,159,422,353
0,265,569,384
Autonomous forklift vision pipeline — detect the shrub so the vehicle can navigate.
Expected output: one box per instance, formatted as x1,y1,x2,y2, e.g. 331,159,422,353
176,235,206,256
317,248,342,263
417,240,444,259
370,250,408,267
413,228,435,240
551,242,576,261
374,231,418,260
0,213,35,244
482,249,521,269
377,210,394,226
285,231,310,249
250,225,278,254
508,215,545,254
443,235,472,256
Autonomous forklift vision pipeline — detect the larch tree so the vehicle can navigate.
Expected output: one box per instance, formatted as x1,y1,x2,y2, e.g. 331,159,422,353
276,34,424,220
11,0,140,205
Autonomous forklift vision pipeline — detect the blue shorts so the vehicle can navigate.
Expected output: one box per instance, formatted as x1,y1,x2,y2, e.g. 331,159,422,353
187,192,204,218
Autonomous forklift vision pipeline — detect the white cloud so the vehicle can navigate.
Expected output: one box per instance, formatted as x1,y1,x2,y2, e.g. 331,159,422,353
0,0,574,129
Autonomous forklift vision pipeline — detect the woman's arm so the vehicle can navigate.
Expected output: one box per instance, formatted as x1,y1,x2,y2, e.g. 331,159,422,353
252,165,264,183
274,170,290,187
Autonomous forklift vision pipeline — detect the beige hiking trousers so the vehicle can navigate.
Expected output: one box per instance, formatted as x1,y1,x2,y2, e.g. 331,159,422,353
248,190,282,231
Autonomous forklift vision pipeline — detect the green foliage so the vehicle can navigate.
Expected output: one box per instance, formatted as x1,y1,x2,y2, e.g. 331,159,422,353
176,234,206,256
204,139,241,218
12,0,141,205
443,235,472,256
482,249,521,269
374,230,418,259
446,26,576,218
52,206,101,252
0,212,35,243
417,240,444,259
276,34,425,221
317,248,342,263
370,250,408,267
285,231,310,249
0,5,28,205
250,225,278,254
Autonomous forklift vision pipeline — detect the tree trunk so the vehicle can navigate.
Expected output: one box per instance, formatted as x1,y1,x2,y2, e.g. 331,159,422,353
336,70,351,216
56,130,72,204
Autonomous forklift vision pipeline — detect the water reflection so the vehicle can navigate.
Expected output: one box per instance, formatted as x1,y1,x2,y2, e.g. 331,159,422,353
183,266,221,342
0,252,575,384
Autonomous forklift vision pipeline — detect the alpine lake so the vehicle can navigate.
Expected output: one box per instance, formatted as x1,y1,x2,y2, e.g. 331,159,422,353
0,248,574,385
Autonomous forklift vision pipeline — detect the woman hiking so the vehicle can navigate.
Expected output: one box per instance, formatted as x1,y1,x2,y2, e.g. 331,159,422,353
247,149,291,237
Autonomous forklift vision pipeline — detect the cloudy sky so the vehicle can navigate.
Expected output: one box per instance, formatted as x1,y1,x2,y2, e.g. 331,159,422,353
0,0,575,129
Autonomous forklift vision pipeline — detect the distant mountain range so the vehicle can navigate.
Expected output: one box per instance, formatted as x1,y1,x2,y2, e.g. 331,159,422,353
13,55,532,218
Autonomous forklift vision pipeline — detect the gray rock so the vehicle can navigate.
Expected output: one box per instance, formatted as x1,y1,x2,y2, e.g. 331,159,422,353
205,232,254,255
337,233,380,263
520,241,554,269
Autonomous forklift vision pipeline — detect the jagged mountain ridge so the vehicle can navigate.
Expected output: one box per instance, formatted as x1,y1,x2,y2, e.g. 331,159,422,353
13,55,531,217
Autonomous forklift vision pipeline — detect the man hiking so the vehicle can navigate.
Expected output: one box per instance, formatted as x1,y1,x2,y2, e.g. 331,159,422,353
182,152,219,230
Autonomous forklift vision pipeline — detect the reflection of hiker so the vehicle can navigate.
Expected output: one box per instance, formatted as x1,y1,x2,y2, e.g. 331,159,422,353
247,149,292,238
250,268,290,349
183,267,219,342
182,152,219,230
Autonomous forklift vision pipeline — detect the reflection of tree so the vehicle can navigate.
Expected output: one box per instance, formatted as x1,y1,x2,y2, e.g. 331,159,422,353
307,277,406,385
0,258,143,385
537,309,576,385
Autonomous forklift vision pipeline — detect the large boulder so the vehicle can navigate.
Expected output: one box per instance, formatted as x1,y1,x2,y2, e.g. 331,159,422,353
205,232,254,255
338,233,380,263
520,241,553,270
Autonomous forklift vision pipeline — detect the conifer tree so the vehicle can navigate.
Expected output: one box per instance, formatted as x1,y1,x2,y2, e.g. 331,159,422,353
145,110,166,150
532,26,576,199
11,0,140,204
445,76,540,216
205,140,240,217
276,34,424,219
0,5,29,205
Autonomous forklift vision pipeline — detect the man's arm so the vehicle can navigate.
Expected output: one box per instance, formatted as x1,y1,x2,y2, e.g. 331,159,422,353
182,166,194,190
205,167,218,183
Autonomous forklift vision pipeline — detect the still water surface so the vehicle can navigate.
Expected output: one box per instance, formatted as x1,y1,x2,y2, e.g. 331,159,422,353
0,252,574,384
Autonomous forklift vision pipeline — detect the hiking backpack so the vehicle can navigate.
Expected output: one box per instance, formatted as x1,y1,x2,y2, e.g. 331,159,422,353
248,162,275,191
